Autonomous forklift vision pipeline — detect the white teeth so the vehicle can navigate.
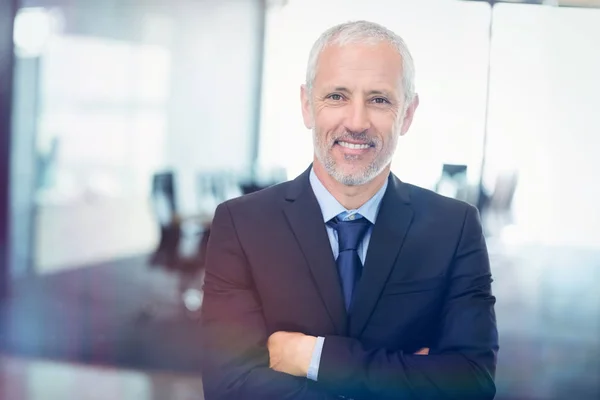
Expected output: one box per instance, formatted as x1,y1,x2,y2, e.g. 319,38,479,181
338,141,370,150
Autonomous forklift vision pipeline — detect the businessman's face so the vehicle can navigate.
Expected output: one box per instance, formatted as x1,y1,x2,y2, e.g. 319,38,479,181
302,41,418,186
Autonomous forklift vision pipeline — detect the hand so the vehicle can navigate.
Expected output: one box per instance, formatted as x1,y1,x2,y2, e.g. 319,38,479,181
267,331,317,377
414,347,430,355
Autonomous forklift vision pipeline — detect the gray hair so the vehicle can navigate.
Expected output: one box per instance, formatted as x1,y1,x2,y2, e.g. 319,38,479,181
305,20,416,104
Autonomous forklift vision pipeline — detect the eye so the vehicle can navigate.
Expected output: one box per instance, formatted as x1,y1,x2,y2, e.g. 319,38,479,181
327,93,344,101
372,97,390,104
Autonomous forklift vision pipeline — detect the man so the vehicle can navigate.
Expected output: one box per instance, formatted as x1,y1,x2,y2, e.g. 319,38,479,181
201,20,498,400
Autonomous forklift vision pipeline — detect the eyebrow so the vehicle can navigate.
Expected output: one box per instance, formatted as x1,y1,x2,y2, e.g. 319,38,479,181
367,89,393,97
327,87,394,98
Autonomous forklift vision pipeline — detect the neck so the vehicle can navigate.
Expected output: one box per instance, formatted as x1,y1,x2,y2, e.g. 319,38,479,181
313,158,389,210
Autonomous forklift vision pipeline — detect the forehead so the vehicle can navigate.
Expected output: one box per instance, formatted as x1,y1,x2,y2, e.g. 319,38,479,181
314,42,404,92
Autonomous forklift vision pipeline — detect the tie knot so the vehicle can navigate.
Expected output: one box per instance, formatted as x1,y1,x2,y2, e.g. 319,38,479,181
328,215,371,252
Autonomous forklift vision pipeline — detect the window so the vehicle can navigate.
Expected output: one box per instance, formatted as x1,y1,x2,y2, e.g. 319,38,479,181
259,0,491,189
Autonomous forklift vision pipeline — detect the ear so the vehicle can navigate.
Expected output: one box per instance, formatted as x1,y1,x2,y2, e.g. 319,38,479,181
399,94,419,136
300,84,313,129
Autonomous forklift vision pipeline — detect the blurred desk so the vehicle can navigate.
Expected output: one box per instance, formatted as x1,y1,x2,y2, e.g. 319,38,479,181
0,355,204,400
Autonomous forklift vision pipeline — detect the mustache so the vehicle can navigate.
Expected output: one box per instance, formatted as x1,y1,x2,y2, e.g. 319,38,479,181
332,132,377,146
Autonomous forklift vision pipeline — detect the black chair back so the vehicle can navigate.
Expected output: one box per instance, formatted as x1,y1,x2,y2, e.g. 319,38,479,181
151,172,177,227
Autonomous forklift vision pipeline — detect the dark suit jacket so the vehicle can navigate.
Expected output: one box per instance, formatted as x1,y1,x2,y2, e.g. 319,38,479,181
201,166,498,400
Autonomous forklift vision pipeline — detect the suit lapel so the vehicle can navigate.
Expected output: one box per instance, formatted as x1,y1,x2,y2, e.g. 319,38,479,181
350,174,414,337
283,167,348,335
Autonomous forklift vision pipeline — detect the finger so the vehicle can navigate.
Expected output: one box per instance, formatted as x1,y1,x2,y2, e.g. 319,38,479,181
414,347,429,355
270,361,282,371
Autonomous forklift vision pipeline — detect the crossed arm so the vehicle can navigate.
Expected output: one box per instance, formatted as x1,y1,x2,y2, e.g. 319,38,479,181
201,202,334,400
201,203,498,400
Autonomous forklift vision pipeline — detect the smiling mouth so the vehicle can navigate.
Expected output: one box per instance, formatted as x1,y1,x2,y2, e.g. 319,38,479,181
335,140,373,150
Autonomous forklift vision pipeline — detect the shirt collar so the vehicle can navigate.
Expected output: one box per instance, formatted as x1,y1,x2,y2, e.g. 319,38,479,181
309,167,388,224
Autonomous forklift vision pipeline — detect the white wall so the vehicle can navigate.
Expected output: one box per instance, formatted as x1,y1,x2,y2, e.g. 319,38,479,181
486,4,600,248
166,0,263,214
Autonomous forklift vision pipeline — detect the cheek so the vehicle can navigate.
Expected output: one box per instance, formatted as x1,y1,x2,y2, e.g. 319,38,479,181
315,110,344,132
371,114,398,138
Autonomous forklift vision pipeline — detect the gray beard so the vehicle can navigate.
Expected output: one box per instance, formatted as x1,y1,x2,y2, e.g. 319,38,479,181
312,130,399,186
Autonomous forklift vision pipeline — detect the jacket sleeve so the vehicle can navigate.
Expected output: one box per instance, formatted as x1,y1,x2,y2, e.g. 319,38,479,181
201,202,335,400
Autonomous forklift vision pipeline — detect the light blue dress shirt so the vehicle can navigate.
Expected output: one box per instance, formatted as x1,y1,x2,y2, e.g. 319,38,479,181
306,167,388,381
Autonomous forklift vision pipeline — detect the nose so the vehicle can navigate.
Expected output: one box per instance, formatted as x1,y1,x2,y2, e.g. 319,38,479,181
344,100,371,134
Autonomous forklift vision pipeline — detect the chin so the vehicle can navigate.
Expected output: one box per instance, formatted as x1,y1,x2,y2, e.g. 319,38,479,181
334,173,373,187
339,160,372,175
330,166,374,186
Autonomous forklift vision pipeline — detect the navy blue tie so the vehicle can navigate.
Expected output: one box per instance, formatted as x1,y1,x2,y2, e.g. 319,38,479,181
328,215,371,311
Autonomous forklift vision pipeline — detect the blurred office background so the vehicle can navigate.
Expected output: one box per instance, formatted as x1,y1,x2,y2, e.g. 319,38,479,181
0,0,599,398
